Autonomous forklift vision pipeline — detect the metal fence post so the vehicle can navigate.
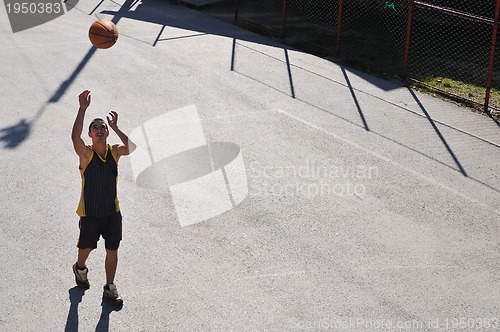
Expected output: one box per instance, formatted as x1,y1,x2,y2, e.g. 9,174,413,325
282,0,288,38
484,0,500,113
234,0,239,22
402,0,415,80
336,0,343,57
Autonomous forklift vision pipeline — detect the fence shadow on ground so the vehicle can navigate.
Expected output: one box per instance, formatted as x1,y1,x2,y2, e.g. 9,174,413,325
225,0,500,112
229,40,499,193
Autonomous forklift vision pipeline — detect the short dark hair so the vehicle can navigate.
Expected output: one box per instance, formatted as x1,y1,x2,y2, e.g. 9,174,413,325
88,118,108,132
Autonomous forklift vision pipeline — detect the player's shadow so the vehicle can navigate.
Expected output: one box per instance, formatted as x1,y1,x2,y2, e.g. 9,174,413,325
64,287,86,332
0,0,136,149
0,102,48,149
95,299,123,332
0,119,31,149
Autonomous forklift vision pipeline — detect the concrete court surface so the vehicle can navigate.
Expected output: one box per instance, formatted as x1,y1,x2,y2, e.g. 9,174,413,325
0,0,499,331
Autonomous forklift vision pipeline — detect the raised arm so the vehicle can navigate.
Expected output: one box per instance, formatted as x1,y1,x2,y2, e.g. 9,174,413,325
71,90,91,158
107,111,136,157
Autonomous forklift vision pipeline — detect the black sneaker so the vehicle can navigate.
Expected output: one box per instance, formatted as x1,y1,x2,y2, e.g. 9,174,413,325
72,263,90,289
103,284,123,305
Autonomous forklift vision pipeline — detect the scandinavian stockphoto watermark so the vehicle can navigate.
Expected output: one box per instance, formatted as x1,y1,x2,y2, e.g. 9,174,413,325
289,316,500,330
129,105,248,227
248,160,379,198
3,0,79,33
127,106,377,225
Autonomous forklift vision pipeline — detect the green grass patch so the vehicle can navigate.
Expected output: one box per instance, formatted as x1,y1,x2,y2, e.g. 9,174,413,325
412,76,500,117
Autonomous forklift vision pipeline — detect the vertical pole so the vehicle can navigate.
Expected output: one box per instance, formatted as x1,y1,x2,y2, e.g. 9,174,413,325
234,0,239,22
402,0,414,80
336,0,343,57
282,0,287,38
485,0,500,113
284,49,295,98
231,38,236,71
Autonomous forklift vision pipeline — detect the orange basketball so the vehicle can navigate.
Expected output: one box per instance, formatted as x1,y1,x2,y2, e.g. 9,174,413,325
88,20,118,49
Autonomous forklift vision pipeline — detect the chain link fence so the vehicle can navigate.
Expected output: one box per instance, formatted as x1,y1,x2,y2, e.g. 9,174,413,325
225,0,500,113
285,0,338,58
235,0,284,36
407,1,498,109
339,0,407,79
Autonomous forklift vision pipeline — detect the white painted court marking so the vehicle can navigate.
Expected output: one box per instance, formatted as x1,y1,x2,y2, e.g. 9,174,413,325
273,108,497,214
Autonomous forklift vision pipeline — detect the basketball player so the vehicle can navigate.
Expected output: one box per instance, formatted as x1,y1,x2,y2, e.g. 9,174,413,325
71,90,136,305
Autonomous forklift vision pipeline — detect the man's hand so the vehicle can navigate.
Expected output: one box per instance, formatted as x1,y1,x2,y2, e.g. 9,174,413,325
106,110,136,157
107,110,119,131
79,90,91,111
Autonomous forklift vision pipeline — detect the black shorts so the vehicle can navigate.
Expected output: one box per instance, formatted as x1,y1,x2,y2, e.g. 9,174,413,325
77,211,122,250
